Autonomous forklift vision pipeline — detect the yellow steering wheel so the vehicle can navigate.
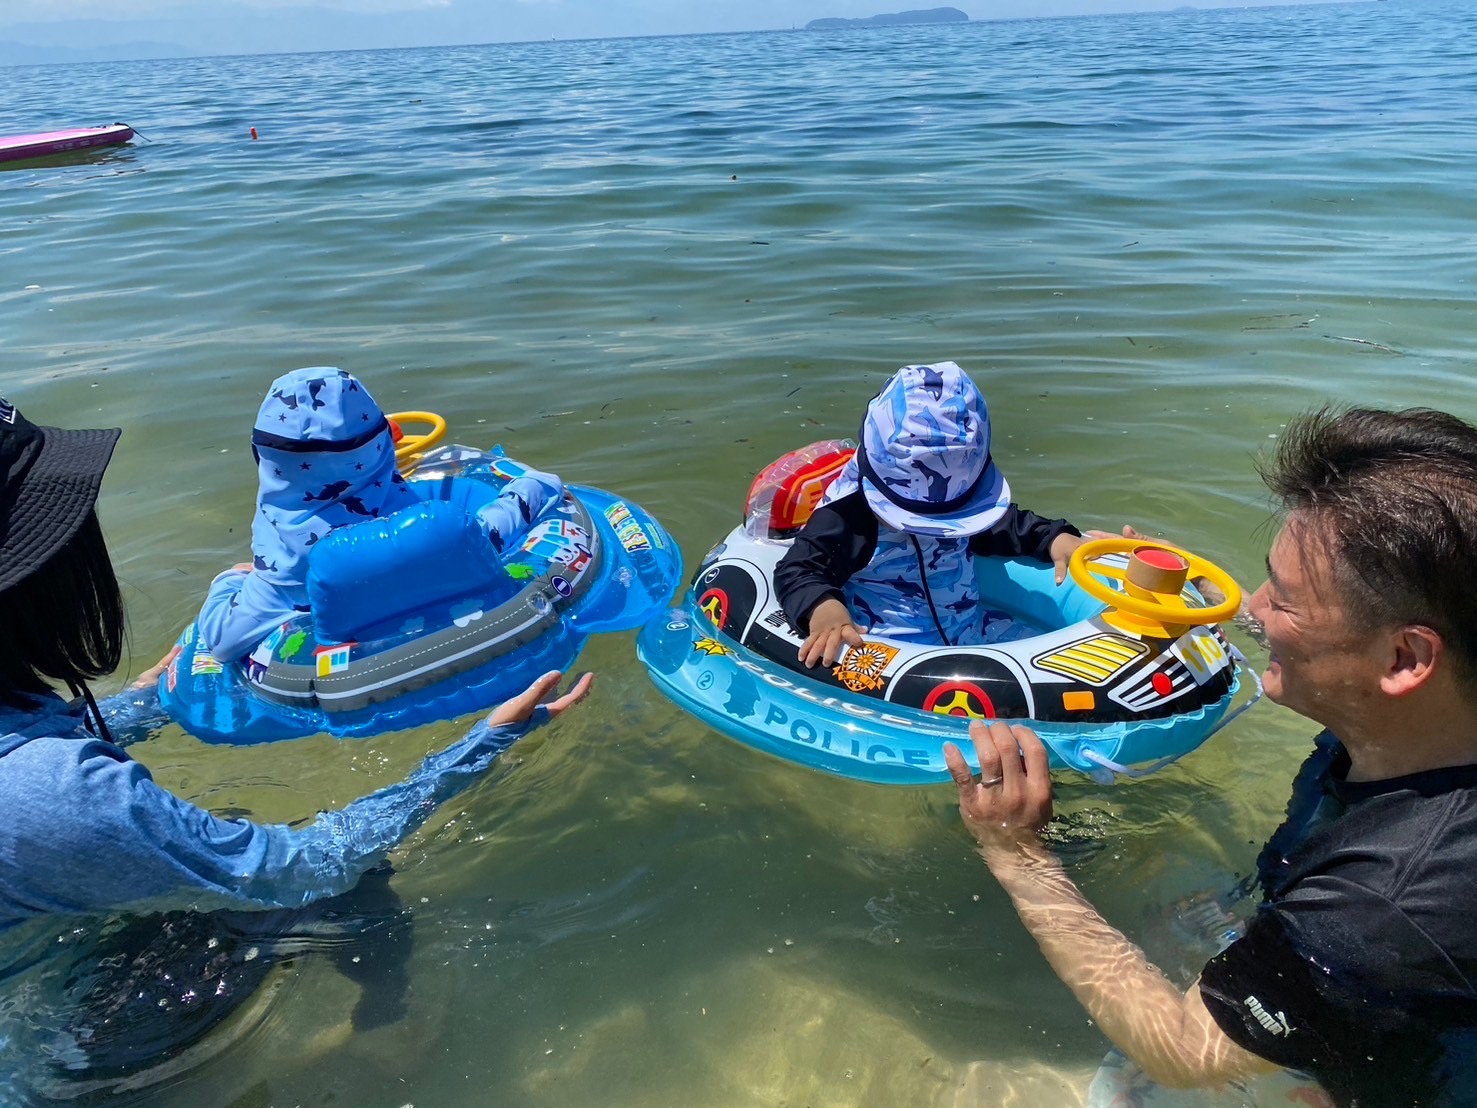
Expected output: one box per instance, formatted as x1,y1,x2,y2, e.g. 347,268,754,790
387,411,447,474
1069,537,1242,635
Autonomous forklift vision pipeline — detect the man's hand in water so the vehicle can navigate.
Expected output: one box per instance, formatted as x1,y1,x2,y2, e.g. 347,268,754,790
798,598,863,668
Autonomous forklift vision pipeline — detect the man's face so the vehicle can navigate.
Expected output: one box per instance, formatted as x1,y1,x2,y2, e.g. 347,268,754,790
1246,515,1381,725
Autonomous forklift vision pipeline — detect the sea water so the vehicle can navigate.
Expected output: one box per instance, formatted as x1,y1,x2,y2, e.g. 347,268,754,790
3,1,1475,1102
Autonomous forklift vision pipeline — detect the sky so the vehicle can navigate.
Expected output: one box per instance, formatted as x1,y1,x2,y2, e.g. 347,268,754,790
0,0,1351,63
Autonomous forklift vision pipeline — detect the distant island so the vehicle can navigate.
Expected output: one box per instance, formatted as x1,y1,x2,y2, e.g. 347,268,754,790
805,7,968,30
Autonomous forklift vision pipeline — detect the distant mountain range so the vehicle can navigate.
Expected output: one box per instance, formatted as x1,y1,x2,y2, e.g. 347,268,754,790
805,7,968,30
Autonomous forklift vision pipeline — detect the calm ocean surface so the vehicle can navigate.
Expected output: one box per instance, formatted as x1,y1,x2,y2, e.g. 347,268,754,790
4,1,1476,1103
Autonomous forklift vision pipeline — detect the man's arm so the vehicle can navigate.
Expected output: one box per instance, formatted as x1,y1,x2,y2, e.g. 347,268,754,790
944,722,1278,1089
982,834,1276,1088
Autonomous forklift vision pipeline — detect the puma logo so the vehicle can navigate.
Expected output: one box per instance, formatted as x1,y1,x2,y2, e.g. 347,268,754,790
1245,995,1295,1037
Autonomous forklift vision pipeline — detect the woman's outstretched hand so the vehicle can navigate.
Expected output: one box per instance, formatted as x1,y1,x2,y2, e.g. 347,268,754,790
488,670,594,727
132,645,183,690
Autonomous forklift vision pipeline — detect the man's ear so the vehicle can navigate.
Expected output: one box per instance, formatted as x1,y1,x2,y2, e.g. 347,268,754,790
1381,625,1442,697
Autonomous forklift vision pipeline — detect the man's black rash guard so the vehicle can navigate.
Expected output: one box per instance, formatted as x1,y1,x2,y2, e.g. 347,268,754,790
772,490,1077,635
1199,732,1477,1107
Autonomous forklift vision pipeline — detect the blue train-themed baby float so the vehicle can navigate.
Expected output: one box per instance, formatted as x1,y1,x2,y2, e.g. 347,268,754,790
638,440,1261,785
162,413,681,744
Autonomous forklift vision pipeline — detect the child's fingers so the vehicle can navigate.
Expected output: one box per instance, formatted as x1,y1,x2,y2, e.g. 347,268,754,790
798,635,825,668
819,631,840,667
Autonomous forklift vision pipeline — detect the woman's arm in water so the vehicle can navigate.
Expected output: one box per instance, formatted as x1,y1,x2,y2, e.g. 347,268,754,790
0,672,591,921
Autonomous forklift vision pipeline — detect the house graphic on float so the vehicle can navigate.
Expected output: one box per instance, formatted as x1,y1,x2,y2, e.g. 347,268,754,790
314,642,355,678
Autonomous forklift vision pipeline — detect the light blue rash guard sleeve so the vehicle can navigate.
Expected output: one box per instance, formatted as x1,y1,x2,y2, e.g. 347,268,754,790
96,684,175,749
0,700,545,925
196,568,309,664
474,469,564,556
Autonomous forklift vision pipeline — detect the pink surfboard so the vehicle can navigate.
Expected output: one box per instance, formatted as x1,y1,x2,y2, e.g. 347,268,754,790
0,124,134,164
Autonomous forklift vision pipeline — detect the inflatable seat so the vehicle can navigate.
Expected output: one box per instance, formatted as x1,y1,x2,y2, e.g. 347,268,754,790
307,500,516,643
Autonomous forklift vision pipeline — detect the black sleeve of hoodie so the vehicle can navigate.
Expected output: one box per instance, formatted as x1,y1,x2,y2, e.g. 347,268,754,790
774,492,879,636
968,504,1079,562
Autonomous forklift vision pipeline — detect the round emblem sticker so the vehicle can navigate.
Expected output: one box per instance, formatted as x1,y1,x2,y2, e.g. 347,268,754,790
922,680,997,719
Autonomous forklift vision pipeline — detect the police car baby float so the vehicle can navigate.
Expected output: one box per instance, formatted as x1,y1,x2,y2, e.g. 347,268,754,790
161,411,681,744
638,440,1262,785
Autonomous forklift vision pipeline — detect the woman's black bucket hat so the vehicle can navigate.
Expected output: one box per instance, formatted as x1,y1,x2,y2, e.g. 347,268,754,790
0,397,120,593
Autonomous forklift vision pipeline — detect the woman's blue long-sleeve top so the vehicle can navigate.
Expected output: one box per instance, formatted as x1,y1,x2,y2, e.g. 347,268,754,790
0,688,543,930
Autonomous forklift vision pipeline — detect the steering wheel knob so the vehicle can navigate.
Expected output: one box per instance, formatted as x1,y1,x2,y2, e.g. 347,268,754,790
1126,546,1189,598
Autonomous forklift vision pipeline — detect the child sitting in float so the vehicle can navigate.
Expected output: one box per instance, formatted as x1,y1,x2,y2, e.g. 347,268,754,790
197,367,562,662
774,361,1086,668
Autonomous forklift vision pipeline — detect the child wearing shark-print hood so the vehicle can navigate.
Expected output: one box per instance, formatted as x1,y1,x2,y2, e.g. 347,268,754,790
774,362,1086,669
197,367,563,662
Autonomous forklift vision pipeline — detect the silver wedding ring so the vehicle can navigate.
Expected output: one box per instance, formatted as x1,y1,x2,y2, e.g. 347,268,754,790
980,774,1005,787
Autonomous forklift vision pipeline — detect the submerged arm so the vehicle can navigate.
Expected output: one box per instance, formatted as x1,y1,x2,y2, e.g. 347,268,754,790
982,835,1275,1088
945,722,1276,1089
3,673,589,920
86,644,183,748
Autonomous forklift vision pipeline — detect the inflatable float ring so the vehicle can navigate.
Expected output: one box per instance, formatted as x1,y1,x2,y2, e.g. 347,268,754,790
638,441,1261,785
1070,537,1241,632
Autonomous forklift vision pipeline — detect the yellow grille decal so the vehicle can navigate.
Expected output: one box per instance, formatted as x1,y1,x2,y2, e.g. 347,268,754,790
1032,635,1148,686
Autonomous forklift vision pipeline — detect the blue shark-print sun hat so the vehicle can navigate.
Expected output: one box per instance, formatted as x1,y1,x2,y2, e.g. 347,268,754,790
823,361,1011,538
248,367,421,589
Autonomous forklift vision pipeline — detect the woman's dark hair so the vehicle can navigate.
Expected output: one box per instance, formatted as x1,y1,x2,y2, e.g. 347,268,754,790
1260,406,1477,689
0,511,124,708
